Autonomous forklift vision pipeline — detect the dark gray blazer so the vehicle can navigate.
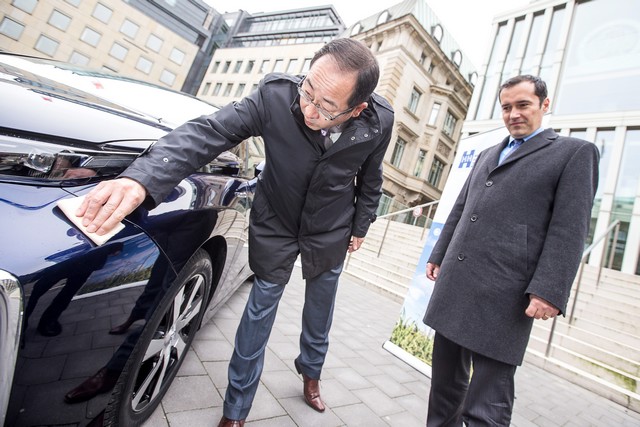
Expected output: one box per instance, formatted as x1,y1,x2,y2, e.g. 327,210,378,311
424,129,599,365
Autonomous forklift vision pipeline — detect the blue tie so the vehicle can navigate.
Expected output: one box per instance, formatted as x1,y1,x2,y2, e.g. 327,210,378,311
499,138,524,164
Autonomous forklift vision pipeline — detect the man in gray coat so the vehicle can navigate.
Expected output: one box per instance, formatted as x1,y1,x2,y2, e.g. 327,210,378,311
76,39,394,426
424,75,599,426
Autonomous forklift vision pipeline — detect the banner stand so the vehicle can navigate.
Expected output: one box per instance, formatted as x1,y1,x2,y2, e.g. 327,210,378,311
382,340,432,377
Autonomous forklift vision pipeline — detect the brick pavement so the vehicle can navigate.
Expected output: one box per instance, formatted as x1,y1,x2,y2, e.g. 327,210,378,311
143,266,640,427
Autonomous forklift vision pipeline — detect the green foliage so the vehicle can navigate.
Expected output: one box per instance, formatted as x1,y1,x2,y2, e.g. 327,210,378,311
390,317,434,365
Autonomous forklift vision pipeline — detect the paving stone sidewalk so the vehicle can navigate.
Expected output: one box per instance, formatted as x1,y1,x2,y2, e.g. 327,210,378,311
143,266,640,427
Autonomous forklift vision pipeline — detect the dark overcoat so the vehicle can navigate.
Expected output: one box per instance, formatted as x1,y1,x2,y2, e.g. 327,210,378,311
424,129,599,366
123,73,394,284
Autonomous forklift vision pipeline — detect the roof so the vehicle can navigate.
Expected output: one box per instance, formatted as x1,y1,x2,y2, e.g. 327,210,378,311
346,0,477,85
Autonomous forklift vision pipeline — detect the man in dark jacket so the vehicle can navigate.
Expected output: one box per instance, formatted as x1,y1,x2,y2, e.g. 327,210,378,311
77,38,394,426
424,75,599,426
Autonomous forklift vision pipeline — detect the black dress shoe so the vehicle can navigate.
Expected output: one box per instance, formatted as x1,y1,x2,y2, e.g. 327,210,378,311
109,314,142,335
37,319,62,337
217,416,245,427
294,359,325,413
64,367,119,403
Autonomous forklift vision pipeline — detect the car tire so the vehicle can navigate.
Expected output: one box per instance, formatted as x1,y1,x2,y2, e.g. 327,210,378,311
103,249,213,426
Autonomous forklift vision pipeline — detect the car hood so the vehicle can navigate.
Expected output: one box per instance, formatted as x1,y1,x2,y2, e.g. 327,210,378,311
0,62,170,144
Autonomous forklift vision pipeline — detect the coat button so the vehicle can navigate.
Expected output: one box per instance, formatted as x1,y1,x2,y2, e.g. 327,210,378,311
364,133,369,137
373,129,379,133
486,180,493,187
457,253,465,261
163,157,169,163
350,136,356,140
470,214,478,222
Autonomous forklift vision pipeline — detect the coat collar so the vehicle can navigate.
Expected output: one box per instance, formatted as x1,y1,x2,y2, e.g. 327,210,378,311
289,88,384,157
488,128,558,170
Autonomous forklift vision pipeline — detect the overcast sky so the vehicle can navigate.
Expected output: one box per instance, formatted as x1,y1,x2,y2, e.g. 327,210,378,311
204,0,531,68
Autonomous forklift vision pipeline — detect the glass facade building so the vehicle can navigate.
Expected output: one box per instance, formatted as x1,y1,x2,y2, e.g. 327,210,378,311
464,0,640,275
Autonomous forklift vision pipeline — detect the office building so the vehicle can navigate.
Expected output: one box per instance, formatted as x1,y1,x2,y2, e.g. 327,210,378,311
0,0,216,92
463,0,640,274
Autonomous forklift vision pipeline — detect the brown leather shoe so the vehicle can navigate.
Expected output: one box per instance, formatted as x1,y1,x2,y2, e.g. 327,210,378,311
64,367,119,403
294,359,325,412
216,416,245,427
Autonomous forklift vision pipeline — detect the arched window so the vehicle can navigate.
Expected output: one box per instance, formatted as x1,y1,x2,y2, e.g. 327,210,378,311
452,50,462,67
350,23,362,36
469,72,478,86
376,10,390,25
432,24,443,43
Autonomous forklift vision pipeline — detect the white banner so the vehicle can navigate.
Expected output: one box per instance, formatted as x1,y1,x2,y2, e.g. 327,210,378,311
384,125,511,375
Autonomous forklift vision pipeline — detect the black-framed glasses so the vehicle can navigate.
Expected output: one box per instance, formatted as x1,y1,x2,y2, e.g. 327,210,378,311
297,78,355,121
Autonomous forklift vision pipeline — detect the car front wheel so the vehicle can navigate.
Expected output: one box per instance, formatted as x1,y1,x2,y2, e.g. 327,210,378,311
104,249,213,426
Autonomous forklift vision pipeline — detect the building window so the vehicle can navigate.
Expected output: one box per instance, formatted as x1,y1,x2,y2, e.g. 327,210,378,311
556,0,639,115
235,83,246,97
233,60,243,73
390,138,406,168
408,87,421,114
377,10,390,25
92,3,112,24
428,103,441,126
443,111,457,137
202,82,211,96
80,27,101,47
538,6,566,84
452,50,462,67
0,17,24,40
414,150,426,177
302,58,311,73
251,83,258,93
65,0,80,6
475,23,508,120
69,50,90,66
120,19,139,39
223,83,233,96
245,60,254,73
12,0,37,14
469,72,478,86
273,59,284,72
350,23,362,36
419,53,426,66
136,56,153,74
212,82,222,96
48,10,71,31
169,48,185,65
428,158,445,187
222,61,231,73
432,24,443,43
160,69,176,86
35,34,59,56
286,59,298,74
520,13,544,76
259,60,270,73
211,61,220,73
109,42,128,61
146,34,163,52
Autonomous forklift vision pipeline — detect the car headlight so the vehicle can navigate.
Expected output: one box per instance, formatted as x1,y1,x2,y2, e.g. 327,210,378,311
0,134,141,184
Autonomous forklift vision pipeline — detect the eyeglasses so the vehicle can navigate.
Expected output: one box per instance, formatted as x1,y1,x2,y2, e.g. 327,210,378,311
297,78,354,121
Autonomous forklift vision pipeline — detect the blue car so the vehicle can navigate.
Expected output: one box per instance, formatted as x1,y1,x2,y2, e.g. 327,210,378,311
0,54,254,426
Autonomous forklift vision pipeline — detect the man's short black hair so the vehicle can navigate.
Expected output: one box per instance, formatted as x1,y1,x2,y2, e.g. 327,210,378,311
499,75,547,106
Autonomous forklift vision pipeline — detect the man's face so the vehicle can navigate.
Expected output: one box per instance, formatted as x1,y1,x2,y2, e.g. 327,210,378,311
299,55,367,131
499,81,549,138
